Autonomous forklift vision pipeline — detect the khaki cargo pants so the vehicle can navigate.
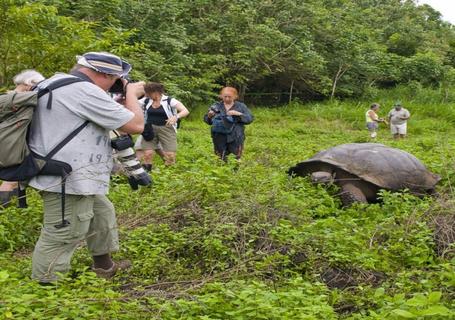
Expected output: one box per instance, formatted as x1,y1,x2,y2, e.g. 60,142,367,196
32,192,119,282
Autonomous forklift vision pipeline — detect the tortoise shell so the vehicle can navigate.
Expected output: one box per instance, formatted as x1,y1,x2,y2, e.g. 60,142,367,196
289,143,440,193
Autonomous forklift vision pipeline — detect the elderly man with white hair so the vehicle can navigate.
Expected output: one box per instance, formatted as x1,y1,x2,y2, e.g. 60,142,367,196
0,69,45,206
12,69,45,92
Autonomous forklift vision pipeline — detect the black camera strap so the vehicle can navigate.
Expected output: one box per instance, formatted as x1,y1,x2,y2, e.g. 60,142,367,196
69,70,94,83
142,98,150,114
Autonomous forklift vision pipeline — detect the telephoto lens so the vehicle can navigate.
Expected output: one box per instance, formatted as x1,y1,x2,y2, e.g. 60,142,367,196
111,134,152,190
114,148,152,190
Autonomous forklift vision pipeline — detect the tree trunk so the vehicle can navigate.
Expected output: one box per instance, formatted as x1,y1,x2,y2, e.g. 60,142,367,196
331,63,348,100
238,84,246,101
289,80,294,104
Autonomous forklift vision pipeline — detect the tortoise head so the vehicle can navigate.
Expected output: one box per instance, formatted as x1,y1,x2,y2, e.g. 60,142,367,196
310,171,334,184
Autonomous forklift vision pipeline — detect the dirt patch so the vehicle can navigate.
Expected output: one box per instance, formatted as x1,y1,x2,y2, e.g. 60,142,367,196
432,214,455,259
321,266,386,290
333,301,359,315
117,200,204,231
426,196,455,259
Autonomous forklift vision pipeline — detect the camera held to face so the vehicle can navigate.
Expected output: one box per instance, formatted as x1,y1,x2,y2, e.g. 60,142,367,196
111,134,152,190
108,76,137,96
210,104,220,113
108,78,126,95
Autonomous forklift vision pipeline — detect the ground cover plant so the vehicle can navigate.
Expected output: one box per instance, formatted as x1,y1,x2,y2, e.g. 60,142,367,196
0,97,454,319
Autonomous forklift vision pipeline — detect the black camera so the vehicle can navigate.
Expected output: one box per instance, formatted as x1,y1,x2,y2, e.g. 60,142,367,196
111,134,134,150
108,75,136,95
109,78,127,95
210,104,220,113
111,134,152,190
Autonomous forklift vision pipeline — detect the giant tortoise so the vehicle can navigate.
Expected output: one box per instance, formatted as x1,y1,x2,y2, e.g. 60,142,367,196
288,143,440,206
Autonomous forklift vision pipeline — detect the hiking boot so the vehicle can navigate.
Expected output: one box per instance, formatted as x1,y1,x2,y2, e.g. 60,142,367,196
92,260,132,279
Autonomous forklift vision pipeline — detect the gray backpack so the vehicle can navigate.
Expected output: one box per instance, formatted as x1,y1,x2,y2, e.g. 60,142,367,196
0,77,88,181
0,91,38,168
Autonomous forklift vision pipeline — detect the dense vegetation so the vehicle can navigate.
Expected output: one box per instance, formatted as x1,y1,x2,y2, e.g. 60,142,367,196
0,0,454,318
2,0,455,103
0,91,454,318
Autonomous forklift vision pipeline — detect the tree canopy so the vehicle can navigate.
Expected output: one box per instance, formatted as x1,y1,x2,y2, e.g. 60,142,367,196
1,0,454,104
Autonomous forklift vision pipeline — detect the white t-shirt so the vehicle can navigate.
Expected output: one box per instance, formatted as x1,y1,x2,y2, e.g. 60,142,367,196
28,73,134,195
388,108,410,125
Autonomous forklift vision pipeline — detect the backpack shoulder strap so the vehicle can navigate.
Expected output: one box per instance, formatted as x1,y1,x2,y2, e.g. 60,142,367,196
37,77,87,110
143,97,150,113
35,76,90,159
44,121,89,161
166,96,177,115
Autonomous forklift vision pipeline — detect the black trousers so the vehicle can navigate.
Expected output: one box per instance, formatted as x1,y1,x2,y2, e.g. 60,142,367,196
212,134,243,160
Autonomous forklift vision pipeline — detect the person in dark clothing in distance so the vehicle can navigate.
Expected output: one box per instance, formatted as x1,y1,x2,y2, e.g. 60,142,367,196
204,87,253,161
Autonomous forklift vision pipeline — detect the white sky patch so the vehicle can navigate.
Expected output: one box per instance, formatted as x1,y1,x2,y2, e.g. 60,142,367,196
418,0,455,25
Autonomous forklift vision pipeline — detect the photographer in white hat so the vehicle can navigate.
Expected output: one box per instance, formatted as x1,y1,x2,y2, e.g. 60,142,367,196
28,52,145,283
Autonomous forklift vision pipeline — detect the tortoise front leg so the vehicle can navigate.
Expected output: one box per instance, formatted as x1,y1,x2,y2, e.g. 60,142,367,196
339,183,367,207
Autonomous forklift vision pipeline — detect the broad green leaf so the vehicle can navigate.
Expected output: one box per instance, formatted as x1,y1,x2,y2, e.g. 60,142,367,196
391,309,416,318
